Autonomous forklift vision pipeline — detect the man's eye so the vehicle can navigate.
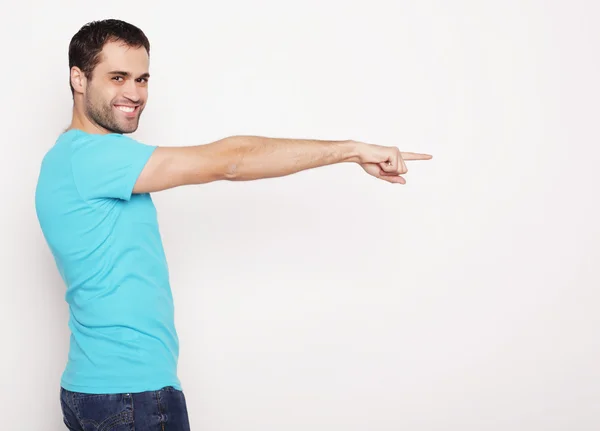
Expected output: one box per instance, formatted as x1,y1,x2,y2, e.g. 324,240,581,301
137,78,148,83
112,76,123,81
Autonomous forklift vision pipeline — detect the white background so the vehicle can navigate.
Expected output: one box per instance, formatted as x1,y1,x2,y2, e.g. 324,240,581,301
2,1,599,430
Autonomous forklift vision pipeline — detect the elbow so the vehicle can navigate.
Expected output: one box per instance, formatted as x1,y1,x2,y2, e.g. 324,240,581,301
221,136,247,180
223,162,241,180
197,135,247,182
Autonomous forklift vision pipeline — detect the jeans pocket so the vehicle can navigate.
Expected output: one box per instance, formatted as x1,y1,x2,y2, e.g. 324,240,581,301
73,393,134,431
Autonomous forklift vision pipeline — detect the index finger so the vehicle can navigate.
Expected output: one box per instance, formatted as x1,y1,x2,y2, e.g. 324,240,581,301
400,152,433,161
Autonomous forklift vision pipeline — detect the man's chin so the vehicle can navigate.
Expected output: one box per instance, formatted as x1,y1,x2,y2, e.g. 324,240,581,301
112,121,139,134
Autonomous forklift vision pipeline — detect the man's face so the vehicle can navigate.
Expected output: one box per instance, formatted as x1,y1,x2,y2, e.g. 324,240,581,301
82,41,150,134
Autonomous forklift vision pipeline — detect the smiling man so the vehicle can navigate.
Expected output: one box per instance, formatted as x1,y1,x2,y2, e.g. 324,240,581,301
70,33,149,133
35,19,432,431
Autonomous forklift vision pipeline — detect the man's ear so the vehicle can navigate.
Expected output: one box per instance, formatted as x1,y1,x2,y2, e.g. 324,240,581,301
70,66,86,94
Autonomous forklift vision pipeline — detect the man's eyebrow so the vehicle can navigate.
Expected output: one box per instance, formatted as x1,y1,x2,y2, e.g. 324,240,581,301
107,71,150,79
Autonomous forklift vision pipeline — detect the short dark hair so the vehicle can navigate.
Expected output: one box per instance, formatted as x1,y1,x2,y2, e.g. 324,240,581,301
68,19,150,96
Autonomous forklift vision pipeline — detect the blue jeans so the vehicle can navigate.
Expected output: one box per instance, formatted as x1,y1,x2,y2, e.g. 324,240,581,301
60,385,191,430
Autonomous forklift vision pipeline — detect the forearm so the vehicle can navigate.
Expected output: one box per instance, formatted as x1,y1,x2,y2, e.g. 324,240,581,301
198,135,361,181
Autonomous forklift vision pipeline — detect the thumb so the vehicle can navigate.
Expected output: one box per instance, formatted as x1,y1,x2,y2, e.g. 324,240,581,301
379,159,397,173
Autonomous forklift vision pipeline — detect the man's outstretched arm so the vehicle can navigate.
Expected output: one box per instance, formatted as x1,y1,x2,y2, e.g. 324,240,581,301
133,135,432,193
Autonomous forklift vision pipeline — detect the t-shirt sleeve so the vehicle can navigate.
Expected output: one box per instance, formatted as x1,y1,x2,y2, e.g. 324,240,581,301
70,133,157,201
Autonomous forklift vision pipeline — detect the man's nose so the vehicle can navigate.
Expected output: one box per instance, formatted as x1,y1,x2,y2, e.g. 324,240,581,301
122,82,141,103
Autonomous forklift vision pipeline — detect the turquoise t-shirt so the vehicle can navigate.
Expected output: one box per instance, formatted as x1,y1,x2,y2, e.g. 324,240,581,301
35,129,181,394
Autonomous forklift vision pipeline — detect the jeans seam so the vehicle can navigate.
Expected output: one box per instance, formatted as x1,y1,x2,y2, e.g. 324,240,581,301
131,393,135,431
69,390,86,430
156,389,165,431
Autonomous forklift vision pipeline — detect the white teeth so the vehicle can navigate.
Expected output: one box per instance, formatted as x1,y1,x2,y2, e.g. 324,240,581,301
117,106,135,113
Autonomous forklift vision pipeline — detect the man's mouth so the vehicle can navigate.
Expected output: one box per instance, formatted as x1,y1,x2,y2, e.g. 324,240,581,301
114,105,140,117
